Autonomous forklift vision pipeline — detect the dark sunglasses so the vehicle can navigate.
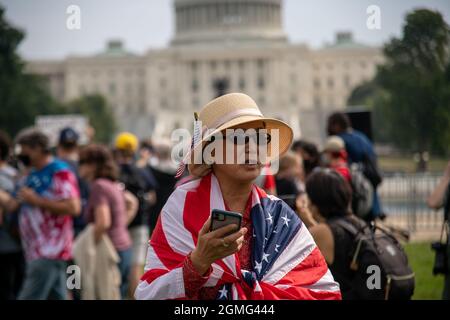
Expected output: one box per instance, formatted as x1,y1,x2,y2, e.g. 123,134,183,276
209,130,272,146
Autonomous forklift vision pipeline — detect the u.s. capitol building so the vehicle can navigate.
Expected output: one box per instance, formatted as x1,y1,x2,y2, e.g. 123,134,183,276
27,0,382,144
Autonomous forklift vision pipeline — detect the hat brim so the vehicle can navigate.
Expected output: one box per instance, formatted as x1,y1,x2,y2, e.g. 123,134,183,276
184,115,293,166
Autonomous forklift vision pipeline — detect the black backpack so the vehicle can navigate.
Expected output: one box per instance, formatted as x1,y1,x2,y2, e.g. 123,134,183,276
361,153,383,188
333,218,415,300
119,164,149,226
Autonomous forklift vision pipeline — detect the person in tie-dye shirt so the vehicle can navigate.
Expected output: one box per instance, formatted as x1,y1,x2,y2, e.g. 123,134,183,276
0,130,80,300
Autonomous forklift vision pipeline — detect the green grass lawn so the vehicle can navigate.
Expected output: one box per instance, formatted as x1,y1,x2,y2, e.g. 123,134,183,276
378,156,448,173
404,242,445,299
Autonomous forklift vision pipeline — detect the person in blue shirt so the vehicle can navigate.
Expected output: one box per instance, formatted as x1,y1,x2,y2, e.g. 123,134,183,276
327,112,385,221
56,127,90,237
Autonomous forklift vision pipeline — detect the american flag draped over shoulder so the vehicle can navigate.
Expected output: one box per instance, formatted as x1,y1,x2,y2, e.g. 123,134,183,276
135,173,341,300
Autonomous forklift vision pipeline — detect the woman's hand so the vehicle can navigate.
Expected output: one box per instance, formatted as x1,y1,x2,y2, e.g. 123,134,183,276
190,217,248,276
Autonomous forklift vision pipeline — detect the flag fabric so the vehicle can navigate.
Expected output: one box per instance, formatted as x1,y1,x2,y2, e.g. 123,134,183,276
135,173,341,300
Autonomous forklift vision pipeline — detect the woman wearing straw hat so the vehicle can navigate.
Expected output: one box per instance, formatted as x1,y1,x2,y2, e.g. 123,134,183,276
135,93,341,300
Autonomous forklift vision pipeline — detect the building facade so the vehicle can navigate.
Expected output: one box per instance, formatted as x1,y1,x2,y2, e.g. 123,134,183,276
27,0,383,145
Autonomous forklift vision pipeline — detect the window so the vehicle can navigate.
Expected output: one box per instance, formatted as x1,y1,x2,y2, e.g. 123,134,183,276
210,61,217,70
139,84,146,96
192,78,199,93
191,61,198,72
160,78,167,89
328,96,335,106
257,76,265,90
290,73,297,84
192,97,199,107
344,75,351,88
139,103,146,114
257,59,265,70
360,61,367,69
327,78,334,89
238,60,245,69
125,83,133,97
314,96,321,108
259,96,266,106
239,77,246,90
290,95,298,104
109,83,116,95
314,78,321,89
124,69,132,77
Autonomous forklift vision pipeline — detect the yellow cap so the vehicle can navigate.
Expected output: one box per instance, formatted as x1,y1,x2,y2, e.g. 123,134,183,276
115,132,139,152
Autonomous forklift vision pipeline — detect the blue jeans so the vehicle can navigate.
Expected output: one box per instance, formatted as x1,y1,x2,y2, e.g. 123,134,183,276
117,248,132,299
18,259,68,300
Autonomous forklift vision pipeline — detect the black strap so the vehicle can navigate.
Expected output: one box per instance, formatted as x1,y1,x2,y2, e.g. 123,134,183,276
330,218,362,237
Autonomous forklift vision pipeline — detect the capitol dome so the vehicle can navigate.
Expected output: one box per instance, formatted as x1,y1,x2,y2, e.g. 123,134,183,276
172,0,287,46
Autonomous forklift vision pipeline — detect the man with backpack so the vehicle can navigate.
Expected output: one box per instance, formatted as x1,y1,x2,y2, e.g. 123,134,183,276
327,112,385,221
322,136,373,220
114,132,158,298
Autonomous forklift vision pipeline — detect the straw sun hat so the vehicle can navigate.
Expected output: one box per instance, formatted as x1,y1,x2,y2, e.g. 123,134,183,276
184,93,294,177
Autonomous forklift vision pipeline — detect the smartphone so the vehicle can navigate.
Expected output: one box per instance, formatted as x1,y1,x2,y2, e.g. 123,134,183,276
210,209,242,236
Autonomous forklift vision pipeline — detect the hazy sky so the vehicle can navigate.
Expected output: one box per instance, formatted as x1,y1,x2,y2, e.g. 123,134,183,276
1,0,449,60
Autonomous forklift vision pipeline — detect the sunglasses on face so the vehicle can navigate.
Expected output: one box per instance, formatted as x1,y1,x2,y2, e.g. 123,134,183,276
209,130,272,146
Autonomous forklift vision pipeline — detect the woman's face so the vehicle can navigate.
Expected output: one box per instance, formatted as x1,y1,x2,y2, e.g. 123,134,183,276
212,122,267,183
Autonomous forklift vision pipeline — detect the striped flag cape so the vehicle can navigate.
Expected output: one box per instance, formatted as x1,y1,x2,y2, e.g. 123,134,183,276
135,173,341,300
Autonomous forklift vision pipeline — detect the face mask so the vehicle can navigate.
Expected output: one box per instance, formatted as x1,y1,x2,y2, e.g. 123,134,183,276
303,159,315,173
17,154,31,167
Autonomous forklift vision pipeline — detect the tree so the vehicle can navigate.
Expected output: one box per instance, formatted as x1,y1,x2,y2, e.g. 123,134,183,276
65,95,117,144
347,81,392,144
1,6,117,143
0,6,62,136
375,9,450,156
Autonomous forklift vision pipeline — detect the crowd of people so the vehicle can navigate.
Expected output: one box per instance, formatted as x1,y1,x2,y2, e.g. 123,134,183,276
0,127,177,300
0,93,447,300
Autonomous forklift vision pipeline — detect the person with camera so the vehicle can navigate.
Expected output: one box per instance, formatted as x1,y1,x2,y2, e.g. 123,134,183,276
428,160,450,300
135,93,341,300
0,129,81,300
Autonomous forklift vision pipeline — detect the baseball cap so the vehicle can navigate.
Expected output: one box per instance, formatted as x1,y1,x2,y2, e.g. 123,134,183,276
59,127,79,146
115,132,139,152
